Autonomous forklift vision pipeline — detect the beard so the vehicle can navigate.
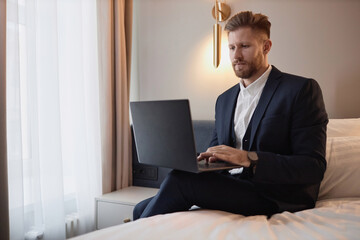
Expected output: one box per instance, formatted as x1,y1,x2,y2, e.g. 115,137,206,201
232,53,263,79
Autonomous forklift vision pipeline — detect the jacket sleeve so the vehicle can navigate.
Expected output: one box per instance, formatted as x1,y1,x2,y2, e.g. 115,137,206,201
252,78,328,185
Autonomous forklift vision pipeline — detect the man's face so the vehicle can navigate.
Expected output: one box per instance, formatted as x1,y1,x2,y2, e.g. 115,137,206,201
228,27,269,81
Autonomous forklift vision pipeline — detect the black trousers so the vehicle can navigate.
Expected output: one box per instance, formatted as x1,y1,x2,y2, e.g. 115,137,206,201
133,170,279,220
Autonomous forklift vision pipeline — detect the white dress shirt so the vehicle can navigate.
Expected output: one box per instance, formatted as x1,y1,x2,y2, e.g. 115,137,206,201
229,66,272,175
234,65,272,150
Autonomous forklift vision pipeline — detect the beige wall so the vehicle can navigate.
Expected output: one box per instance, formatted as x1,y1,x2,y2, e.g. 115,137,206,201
131,0,360,119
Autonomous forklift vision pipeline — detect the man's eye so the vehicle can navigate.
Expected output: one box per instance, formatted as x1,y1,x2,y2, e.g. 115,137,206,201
229,46,235,50
242,45,249,48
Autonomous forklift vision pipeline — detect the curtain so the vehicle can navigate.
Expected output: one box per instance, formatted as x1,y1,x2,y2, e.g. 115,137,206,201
0,1,10,239
6,0,101,239
97,0,133,194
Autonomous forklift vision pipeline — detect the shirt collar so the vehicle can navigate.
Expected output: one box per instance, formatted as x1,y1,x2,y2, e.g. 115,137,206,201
239,65,272,95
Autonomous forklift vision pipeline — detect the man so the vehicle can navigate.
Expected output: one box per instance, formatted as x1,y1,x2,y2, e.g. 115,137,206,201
133,11,328,220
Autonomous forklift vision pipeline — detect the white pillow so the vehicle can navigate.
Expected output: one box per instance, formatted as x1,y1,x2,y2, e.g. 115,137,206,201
318,136,360,200
327,118,360,137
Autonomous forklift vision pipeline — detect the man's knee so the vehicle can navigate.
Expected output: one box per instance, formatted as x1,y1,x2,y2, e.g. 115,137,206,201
161,170,193,189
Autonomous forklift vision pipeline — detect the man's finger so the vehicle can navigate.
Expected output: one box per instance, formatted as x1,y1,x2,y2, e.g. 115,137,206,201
197,152,213,161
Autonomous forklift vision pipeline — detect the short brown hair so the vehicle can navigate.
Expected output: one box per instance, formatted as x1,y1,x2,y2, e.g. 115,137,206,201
225,11,271,38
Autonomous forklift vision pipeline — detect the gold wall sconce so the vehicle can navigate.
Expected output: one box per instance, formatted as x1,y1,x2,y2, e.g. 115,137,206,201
212,1,231,68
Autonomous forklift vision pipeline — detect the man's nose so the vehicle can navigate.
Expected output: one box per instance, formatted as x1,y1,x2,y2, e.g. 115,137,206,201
233,49,243,61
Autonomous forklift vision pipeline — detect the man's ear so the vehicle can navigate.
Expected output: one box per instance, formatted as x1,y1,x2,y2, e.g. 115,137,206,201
263,39,272,54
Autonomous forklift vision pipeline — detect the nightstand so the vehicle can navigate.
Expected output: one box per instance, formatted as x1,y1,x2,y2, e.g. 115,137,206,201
95,186,159,229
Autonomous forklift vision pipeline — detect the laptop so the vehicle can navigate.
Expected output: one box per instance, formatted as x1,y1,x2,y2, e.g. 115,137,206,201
130,99,240,173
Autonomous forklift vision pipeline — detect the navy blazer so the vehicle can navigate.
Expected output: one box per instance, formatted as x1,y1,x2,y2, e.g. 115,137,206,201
210,66,328,212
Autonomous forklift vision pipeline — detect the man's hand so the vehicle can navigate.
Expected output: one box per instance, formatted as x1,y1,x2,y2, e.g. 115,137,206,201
197,145,251,167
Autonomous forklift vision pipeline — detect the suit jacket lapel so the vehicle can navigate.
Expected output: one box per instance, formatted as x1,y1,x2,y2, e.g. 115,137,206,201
224,85,240,146
248,66,282,149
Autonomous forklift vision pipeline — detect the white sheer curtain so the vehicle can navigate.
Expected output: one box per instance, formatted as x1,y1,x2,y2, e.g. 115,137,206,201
6,0,101,239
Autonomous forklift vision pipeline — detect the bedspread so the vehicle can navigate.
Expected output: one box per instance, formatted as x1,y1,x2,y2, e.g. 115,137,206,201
73,198,360,240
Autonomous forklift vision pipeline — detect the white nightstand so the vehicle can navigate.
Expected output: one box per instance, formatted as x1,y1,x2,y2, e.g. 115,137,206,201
95,186,159,229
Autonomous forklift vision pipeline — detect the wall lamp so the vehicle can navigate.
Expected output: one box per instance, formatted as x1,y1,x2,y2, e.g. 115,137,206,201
212,1,231,68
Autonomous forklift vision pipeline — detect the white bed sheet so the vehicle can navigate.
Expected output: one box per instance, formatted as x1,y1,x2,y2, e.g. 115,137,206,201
72,198,360,240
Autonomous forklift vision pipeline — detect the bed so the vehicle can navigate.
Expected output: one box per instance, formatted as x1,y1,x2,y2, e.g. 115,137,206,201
71,118,360,240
